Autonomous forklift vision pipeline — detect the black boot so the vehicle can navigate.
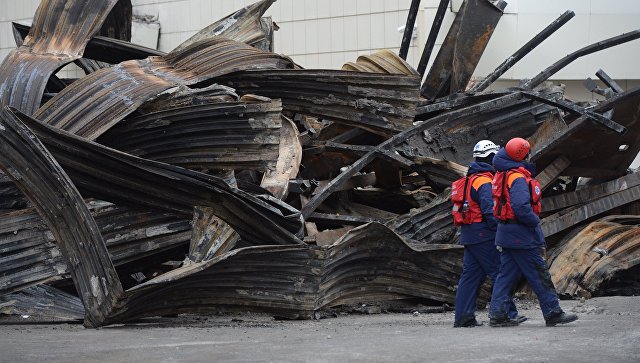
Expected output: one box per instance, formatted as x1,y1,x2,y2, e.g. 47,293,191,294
454,316,483,328
489,315,521,327
513,315,527,324
545,311,578,326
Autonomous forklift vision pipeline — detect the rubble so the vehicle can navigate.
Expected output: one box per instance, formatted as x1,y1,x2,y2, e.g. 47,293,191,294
0,0,640,327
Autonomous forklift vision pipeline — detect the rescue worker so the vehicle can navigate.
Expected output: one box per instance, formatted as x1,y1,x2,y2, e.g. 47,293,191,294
489,137,578,327
452,140,522,327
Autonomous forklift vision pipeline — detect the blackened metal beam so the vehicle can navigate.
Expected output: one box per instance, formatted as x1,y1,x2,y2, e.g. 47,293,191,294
471,10,575,92
399,0,422,60
523,29,640,89
416,0,449,76
596,69,624,93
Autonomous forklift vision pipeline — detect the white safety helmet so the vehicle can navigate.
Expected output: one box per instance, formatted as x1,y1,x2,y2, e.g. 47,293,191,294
472,140,499,158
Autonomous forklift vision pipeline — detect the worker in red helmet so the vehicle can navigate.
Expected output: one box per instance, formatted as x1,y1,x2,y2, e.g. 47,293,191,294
451,140,523,327
489,137,578,327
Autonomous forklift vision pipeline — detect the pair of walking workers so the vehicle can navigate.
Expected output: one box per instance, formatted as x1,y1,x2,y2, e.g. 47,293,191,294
452,137,578,327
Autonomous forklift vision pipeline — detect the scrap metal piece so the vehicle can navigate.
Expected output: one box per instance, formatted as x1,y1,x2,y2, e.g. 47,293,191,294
421,0,507,99
416,0,449,76
0,107,123,328
343,50,419,75
399,0,421,60
470,10,575,92
99,99,284,172
173,0,277,53
386,190,456,244
596,69,625,94
34,38,295,140
219,69,420,135
6,107,303,245
542,172,640,213
187,207,239,263
12,22,164,65
536,156,571,191
0,285,84,321
0,201,191,295
523,29,640,89
541,176,640,237
0,0,120,115
261,116,303,199
549,221,640,298
532,86,640,178
99,223,465,325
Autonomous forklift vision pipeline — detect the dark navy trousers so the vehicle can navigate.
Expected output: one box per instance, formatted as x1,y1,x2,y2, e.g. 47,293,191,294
489,247,561,319
454,241,518,323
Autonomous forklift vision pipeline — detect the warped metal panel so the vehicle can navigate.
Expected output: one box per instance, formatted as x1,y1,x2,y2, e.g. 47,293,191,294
6,108,303,246
12,22,164,65
33,38,295,140
386,190,456,244
0,107,123,328
532,86,640,178
99,100,284,172
549,221,640,298
0,285,84,321
219,70,420,134
421,0,506,99
174,0,276,53
0,201,191,295
0,0,119,114
342,50,419,75
318,223,465,308
98,223,465,325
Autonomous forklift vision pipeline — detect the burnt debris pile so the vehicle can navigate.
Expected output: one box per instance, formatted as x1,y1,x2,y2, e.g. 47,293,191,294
1,0,639,327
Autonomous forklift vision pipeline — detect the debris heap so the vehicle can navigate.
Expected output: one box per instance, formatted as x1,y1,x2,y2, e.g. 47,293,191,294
1,0,640,327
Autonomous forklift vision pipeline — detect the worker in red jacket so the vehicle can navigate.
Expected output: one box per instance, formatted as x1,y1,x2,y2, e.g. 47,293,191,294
489,137,578,327
452,140,522,327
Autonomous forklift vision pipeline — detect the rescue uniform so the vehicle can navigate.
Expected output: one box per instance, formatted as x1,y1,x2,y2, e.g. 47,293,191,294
453,162,518,326
489,149,563,320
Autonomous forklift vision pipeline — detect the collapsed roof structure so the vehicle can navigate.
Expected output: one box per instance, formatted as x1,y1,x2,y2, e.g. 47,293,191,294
1,0,640,327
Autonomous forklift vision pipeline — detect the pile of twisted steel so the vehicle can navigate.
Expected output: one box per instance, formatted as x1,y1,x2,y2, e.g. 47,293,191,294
1,0,640,327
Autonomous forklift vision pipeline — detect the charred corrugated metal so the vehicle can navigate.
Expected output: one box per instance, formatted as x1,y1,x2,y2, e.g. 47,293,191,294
0,201,191,295
0,0,120,115
174,0,276,53
549,219,640,298
2,107,303,246
99,99,284,172
219,69,420,134
33,38,294,140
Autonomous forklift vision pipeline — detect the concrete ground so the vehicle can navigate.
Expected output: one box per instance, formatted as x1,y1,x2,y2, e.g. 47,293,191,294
0,296,638,363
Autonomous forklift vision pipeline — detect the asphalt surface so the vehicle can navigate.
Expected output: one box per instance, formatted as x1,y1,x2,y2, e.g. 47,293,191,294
0,296,638,362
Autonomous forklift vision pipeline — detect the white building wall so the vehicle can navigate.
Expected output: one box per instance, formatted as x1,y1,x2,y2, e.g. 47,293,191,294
1,0,639,101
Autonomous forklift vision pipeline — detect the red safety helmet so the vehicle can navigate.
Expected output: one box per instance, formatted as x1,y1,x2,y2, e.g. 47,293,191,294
505,138,530,161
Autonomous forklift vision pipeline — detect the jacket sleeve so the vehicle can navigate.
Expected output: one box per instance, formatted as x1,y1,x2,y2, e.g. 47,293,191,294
509,178,540,227
472,182,497,231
